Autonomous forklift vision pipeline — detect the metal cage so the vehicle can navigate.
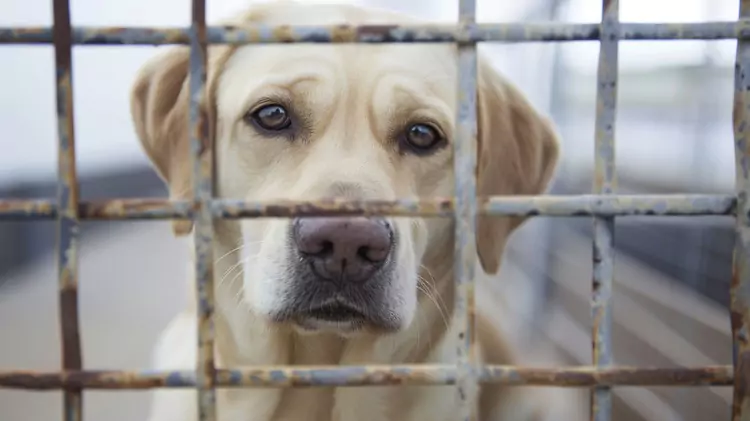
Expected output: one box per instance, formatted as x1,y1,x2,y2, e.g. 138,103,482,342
0,0,749,420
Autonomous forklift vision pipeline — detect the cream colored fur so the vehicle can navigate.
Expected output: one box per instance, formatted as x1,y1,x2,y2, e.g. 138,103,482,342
129,1,587,420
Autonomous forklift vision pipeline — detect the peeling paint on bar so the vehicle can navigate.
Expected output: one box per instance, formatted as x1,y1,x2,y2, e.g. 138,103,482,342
0,194,737,220
476,365,735,387
0,370,197,389
0,365,735,390
52,0,83,420
5,22,750,45
483,194,735,216
0,199,57,219
217,365,457,388
79,199,195,219
189,1,217,420
732,1,750,420
591,1,618,420
454,1,478,420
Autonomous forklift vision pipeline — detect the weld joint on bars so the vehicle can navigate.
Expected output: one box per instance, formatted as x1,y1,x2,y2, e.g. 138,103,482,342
0,194,738,220
5,21,750,44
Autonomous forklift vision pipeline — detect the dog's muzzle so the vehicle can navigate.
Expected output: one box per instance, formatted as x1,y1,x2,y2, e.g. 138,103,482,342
280,216,399,331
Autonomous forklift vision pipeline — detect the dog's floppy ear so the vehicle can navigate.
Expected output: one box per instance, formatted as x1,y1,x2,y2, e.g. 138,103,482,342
475,57,560,275
130,6,272,236
130,47,196,236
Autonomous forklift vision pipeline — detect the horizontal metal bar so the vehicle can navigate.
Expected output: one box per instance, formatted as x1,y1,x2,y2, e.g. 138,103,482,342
2,21,750,45
0,199,194,220
198,194,742,217
0,195,736,220
0,199,58,218
0,365,733,389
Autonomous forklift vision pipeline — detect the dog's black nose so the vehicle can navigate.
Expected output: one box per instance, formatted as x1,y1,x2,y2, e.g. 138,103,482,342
292,217,393,284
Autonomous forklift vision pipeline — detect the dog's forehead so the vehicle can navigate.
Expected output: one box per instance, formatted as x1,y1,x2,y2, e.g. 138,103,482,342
221,43,456,91
242,2,416,27
221,2,457,83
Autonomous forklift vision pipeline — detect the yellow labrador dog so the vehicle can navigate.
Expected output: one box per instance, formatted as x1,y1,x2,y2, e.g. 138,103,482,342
130,1,585,420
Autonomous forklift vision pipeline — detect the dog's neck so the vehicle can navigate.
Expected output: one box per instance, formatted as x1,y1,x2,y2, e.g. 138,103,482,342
192,221,457,369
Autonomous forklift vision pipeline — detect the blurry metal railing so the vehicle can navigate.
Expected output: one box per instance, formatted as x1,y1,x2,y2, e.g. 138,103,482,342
0,0,749,420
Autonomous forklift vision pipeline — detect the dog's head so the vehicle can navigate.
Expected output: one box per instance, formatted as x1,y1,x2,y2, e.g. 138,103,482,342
130,1,559,338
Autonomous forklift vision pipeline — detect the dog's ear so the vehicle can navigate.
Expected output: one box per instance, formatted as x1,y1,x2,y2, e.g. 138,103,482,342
130,6,271,236
475,57,560,275
130,47,196,236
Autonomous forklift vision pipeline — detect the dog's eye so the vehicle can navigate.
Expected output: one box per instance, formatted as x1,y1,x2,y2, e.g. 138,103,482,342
403,123,443,153
249,104,292,131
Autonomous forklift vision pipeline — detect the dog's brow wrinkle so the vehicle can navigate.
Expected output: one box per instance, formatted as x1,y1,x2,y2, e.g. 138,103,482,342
267,74,324,90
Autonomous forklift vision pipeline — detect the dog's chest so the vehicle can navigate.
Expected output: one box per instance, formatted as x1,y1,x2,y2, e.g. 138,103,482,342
272,389,336,421
215,386,460,421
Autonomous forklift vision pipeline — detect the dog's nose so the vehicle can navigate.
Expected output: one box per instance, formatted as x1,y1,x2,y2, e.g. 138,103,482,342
293,217,393,283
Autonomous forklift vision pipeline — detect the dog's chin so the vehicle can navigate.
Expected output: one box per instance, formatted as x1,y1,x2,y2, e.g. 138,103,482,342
292,317,366,338
289,303,372,338
272,301,403,338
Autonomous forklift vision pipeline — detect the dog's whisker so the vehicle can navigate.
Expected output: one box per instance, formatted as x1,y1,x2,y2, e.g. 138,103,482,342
218,246,266,288
419,265,451,318
219,257,248,287
213,240,260,264
417,277,450,331
226,256,255,289
214,244,245,266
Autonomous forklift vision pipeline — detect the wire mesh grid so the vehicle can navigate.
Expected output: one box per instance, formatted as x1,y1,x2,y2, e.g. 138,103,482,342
0,0,749,420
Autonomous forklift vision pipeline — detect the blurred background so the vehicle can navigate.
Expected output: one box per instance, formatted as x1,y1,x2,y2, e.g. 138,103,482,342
0,0,740,419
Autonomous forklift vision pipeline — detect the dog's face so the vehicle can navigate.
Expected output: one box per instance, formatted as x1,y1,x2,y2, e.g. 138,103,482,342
215,41,456,335
130,2,560,338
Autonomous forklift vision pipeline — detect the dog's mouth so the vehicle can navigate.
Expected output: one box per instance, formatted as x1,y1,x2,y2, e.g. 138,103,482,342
301,302,366,322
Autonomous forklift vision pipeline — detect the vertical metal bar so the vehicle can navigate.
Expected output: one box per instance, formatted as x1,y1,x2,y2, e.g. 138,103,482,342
591,0,618,420
190,0,216,420
454,0,478,420
52,0,83,420
731,1,750,419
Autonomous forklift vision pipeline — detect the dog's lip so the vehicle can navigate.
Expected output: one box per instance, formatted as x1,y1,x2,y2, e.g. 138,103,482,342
300,302,366,322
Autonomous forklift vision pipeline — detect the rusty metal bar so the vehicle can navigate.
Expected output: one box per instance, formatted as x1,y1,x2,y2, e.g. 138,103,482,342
0,365,735,390
5,21,750,45
189,0,216,420
211,195,737,218
591,1,619,420
52,0,83,420
732,0,750,419
0,194,737,220
0,199,58,219
455,0,478,420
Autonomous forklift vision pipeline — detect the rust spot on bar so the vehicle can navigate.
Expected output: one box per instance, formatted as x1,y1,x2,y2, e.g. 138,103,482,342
217,198,455,218
731,0,750,419
53,0,83,419
0,199,56,219
58,288,82,370
734,352,750,417
0,370,196,389
480,365,735,387
79,199,194,220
